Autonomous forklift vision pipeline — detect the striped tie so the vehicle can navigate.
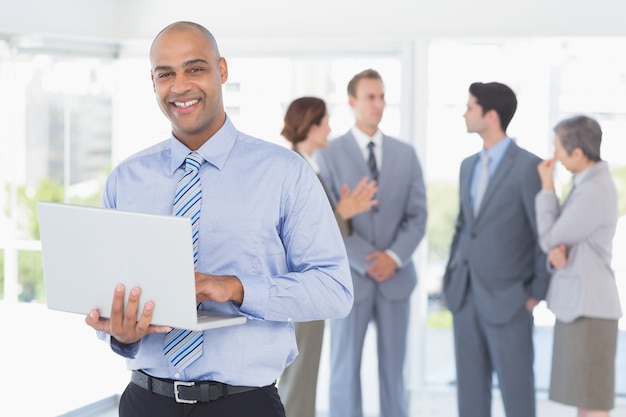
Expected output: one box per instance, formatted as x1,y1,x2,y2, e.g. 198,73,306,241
164,151,205,371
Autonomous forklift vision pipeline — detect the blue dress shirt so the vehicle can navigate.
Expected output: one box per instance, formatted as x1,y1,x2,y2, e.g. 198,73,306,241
100,116,353,385
470,136,512,208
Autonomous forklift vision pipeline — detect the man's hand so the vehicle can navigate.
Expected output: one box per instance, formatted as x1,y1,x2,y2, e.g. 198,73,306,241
84,284,171,344
336,176,378,220
525,296,539,312
195,273,244,305
365,251,397,283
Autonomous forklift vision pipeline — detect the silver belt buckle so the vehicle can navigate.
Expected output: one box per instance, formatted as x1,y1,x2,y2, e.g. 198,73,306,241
174,381,197,404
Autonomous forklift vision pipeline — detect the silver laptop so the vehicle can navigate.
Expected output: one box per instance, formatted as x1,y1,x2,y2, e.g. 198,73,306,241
38,201,247,331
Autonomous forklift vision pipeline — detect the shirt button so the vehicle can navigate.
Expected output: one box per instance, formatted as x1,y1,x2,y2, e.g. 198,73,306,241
174,372,180,379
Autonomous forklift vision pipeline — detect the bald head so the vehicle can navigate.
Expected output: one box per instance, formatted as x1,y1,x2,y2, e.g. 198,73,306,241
149,20,229,149
150,21,220,59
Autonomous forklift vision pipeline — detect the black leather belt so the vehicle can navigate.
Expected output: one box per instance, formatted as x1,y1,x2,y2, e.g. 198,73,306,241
131,370,261,404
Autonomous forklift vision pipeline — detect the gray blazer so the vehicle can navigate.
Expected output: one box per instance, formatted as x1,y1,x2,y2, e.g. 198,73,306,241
295,149,352,237
317,132,427,302
535,160,622,322
443,141,550,324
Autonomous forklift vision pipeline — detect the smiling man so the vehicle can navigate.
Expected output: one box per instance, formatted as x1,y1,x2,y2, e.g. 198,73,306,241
84,21,353,417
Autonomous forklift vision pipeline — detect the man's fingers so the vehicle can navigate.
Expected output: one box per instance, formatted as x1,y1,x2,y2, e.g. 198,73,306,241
110,284,125,317
109,284,126,335
136,301,156,335
119,287,143,338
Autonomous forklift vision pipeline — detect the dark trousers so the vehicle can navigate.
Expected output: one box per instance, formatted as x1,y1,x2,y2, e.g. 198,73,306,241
453,287,536,417
119,381,286,417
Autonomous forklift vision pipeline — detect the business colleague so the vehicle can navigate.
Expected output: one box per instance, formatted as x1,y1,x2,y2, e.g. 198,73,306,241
536,115,622,417
84,21,354,417
278,96,377,417
317,69,427,417
443,82,550,417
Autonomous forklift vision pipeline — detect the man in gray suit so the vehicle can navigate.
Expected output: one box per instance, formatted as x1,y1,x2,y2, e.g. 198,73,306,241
318,69,427,417
443,82,550,417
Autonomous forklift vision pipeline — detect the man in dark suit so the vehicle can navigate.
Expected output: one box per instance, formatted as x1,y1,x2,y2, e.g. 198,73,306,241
318,69,427,417
443,82,550,417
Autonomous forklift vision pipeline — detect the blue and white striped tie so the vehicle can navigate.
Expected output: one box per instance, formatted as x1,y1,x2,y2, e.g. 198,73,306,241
164,151,205,371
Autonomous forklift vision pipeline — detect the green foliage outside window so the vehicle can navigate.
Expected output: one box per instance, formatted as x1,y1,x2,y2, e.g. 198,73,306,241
4,164,626,305
424,166,626,330
426,180,459,263
0,251,4,300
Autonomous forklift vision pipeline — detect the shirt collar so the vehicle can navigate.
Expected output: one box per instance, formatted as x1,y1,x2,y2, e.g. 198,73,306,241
482,136,512,166
573,160,603,186
351,126,382,150
170,115,237,174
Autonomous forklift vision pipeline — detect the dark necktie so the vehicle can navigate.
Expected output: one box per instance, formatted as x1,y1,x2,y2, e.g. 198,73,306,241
367,141,379,181
163,151,205,371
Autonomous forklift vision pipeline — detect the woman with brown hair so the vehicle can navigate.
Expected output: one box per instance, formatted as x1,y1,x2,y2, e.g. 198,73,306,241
277,96,377,417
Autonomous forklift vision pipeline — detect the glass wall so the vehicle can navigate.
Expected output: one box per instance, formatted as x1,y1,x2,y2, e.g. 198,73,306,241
0,43,122,416
1,46,114,303
1,35,626,416
0,37,407,415
424,37,626,395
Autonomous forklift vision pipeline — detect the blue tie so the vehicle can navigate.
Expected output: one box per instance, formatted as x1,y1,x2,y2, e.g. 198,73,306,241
473,153,489,215
163,152,204,371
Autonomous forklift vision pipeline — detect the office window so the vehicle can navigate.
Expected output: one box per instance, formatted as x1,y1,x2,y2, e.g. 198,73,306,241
0,42,404,415
1,54,113,303
424,37,626,395
0,249,4,299
223,57,402,145
2,34,625,416
0,48,119,415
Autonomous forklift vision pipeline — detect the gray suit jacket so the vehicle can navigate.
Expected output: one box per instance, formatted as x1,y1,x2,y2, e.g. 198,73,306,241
536,161,622,322
443,141,550,324
317,132,427,302
295,149,352,237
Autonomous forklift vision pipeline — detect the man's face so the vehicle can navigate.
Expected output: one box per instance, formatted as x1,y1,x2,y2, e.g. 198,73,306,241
463,94,488,134
349,78,385,132
150,27,228,145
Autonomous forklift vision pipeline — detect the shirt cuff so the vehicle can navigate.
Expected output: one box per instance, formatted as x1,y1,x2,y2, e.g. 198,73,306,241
385,249,402,269
110,336,140,359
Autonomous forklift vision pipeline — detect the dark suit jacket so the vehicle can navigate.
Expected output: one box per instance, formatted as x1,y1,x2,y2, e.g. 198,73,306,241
443,140,550,324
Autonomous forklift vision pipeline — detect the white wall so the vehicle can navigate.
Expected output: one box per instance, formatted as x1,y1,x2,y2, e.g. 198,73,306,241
1,0,625,43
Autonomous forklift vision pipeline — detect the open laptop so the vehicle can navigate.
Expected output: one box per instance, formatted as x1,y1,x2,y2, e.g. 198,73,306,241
38,201,247,331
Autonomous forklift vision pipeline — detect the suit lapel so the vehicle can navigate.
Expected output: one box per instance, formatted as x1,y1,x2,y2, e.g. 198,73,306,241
379,136,391,186
461,155,477,223
344,133,372,180
474,141,519,221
